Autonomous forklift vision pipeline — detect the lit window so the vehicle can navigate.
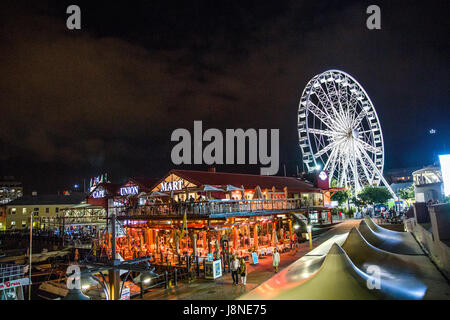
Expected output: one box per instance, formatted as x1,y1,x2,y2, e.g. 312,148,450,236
11,208,16,214
22,220,27,227
22,208,27,214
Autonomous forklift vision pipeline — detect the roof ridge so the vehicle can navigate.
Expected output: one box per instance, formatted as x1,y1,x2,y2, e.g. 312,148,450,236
171,169,309,180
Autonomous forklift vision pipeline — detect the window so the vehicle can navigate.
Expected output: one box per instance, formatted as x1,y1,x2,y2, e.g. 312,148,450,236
22,220,27,227
22,208,27,214
45,207,50,213
33,212,39,217
34,208,39,212
10,208,16,214
55,207,59,213
11,221,15,226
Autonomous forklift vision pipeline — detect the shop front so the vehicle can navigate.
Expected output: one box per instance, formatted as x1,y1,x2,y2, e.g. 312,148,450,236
98,169,328,272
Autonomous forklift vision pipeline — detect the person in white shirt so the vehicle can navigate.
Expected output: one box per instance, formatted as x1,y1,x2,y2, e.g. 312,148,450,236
272,248,280,273
230,255,240,285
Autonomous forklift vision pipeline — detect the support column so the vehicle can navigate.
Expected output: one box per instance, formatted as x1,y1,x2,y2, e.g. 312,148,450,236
108,269,121,300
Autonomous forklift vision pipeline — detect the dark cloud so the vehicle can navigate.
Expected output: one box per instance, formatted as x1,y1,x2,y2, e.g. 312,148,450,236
0,0,448,193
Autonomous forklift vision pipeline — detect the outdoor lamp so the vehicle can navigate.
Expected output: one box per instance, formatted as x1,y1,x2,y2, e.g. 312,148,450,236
143,277,151,284
80,273,98,292
294,224,300,230
306,225,312,233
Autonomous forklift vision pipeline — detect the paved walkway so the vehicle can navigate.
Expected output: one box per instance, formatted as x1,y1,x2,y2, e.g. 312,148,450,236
141,219,360,300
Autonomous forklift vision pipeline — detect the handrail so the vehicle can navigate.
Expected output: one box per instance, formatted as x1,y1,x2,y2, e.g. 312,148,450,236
114,198,306,218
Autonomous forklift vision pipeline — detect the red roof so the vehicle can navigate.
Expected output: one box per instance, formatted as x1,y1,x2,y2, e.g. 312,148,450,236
129,177,160,191
164,169,320,192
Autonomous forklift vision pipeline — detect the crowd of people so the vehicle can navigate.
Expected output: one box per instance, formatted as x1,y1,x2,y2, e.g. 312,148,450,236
229,248,281,286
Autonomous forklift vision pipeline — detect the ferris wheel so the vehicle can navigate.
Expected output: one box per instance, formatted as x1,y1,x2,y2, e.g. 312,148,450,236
298,70,394,196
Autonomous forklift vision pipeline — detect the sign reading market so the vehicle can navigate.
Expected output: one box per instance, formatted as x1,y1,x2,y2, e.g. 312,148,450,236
155,173,197,193
160,180,184,192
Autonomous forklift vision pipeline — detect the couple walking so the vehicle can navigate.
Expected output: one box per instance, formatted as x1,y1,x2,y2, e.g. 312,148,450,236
230,256,247,285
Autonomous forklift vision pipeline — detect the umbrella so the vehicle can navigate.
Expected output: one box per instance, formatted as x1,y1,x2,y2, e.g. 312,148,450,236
225,185,244,192
202,185,224,191
252,186,264,200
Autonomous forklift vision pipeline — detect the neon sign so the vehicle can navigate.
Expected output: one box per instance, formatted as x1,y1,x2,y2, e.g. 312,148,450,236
92,189,105,198
160,180,184,192
120,186,139,196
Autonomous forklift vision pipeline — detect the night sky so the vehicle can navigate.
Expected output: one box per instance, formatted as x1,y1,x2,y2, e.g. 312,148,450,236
0,0,449,194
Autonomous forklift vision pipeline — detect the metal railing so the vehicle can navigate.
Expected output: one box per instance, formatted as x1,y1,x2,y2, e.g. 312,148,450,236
115,198,306,218
0,264,26,280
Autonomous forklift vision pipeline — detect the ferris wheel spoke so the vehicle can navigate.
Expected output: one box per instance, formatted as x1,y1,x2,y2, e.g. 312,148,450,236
327,147,340,182
312,84,347,131
356,150,374,185
355,138,381,155
324,76,349,125
306,101,336,130
339,145,351,187
313,140,338,159
323,146,338,171
307,128,337,137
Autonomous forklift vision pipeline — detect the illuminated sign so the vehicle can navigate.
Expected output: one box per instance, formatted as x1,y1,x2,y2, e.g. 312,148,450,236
160,180,184,192
92,189,105,198
120,186,139,196
439,154,450,197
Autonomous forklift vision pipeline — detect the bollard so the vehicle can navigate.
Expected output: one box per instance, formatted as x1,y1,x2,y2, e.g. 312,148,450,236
203,260,206,277
196,256,200,277
174,268,178,287
164,271,169,289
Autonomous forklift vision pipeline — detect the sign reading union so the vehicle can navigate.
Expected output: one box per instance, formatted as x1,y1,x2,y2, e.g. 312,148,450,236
120,186,139,196
160,180,184,192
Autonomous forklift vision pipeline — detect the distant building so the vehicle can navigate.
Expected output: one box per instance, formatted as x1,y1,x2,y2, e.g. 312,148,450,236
4,192,86,230
0,176,23,205
390,182,414,194
384,167,420,184
412,166,444,203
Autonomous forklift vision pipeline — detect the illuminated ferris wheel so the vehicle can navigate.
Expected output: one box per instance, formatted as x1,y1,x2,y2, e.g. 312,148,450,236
298,70,394,195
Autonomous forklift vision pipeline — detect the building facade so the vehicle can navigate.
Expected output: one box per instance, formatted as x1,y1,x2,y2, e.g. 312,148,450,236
0,177,23,205
5,193,86,230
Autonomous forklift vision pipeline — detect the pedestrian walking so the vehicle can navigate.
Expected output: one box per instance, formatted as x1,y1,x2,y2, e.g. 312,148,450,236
273,248,280,273
239,257,247,285
230,255,240,285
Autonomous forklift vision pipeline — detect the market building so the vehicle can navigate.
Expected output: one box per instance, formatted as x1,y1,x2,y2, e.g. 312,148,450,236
91,168,333,273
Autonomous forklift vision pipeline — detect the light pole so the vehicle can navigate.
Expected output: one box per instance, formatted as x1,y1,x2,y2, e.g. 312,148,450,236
28,211,33,300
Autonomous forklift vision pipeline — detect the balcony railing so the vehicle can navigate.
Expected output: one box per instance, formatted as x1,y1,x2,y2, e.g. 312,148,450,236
114,198,306,218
